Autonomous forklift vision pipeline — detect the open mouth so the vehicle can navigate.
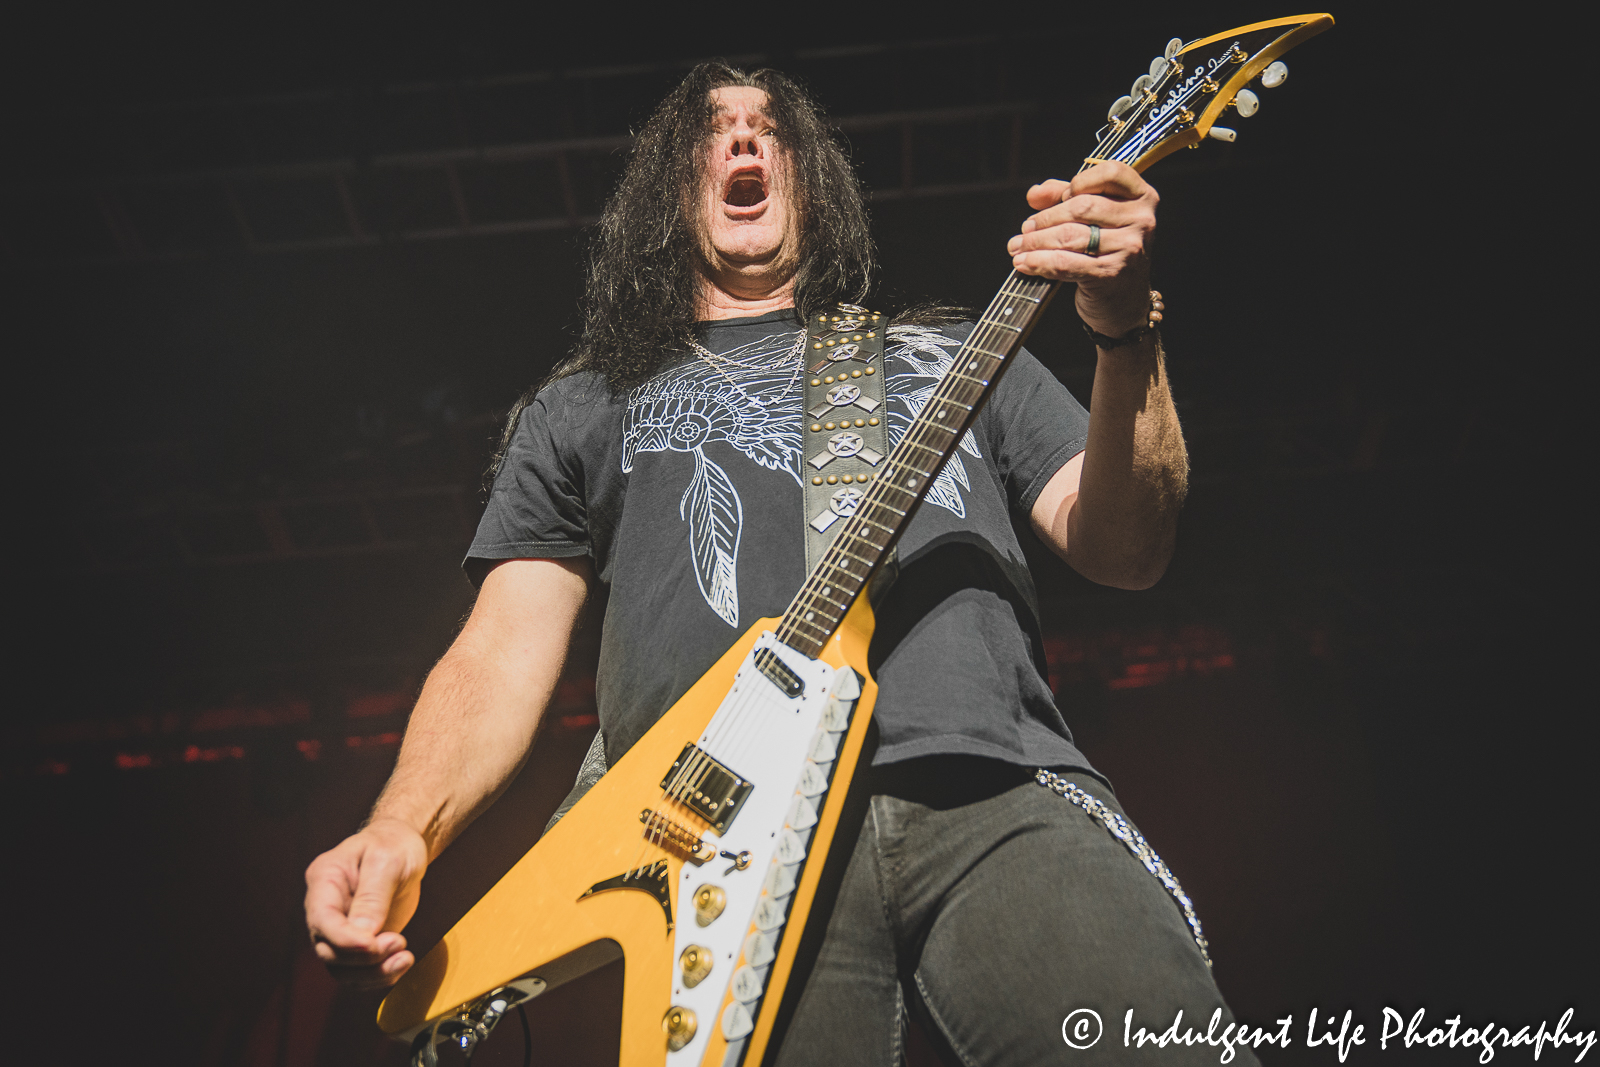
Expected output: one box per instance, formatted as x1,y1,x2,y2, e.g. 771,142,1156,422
723,171,768,209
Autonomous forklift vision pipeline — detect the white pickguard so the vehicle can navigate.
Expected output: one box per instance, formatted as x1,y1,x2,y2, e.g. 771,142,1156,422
664,632,860,1066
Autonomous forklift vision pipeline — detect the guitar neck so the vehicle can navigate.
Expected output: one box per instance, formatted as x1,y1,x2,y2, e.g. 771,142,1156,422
775,272,1060,656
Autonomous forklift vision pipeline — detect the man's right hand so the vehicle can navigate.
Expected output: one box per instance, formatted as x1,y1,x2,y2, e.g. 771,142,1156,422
304,817,429,988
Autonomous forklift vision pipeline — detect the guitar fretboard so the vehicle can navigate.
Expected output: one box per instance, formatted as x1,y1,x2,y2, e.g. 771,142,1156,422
775,272,1059,656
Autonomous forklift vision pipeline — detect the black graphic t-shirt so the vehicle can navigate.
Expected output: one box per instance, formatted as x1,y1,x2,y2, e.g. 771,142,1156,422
468,309,1099,775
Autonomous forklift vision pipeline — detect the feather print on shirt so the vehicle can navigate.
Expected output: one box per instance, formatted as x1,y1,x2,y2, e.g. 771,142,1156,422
884,324,978,519
621,331,805,627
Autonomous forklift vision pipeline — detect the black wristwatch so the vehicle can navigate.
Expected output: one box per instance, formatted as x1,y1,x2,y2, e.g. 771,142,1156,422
1080,319,1157,349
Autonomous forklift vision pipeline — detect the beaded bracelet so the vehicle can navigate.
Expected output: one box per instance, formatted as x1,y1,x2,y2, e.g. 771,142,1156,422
1080,289,1164,349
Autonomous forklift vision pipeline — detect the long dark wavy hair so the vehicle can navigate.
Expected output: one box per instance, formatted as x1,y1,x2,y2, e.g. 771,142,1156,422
557,61,874,392
487,63,966,487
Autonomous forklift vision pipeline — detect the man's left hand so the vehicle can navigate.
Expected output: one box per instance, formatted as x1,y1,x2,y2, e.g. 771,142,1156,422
1007,162,1157,337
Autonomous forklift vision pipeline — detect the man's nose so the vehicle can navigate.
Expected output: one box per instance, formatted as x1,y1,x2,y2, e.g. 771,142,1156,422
726,120,764,158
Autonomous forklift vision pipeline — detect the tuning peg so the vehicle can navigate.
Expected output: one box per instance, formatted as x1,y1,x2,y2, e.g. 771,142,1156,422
1165,38,1184,61
1130,73,1155,100
1261,61,1288,88
1107,95,1134,122
1207,127,1237,143
1232,89,1260,117
1149,55,1171,80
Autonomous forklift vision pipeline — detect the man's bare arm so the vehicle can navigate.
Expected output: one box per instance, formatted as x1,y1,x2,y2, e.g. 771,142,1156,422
1030,335,1187,588
303,555,592,988
1010,162,1187,589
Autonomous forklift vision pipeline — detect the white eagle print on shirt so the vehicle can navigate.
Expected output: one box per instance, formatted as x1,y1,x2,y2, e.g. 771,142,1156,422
884,324,981,520
621,331,805,627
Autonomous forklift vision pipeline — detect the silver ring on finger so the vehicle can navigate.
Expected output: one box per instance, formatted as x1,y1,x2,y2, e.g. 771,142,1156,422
1086,224,1101,257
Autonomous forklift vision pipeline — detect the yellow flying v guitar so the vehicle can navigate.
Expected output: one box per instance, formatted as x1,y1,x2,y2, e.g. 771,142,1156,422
380,14,1332,1065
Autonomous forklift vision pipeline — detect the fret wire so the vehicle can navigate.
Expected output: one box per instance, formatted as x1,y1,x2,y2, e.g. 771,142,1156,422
790,602,837,625
843,529,889,551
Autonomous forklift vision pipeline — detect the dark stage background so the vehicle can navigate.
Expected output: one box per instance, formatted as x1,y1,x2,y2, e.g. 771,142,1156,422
5,5,1587,1065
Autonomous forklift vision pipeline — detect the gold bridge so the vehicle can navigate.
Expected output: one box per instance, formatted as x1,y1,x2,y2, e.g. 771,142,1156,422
640,808,717,864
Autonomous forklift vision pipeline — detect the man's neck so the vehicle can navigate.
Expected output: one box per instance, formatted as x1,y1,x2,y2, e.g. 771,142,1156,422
696,272,797,322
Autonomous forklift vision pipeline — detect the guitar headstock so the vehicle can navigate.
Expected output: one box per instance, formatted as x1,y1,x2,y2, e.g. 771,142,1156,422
1091,13,1334,174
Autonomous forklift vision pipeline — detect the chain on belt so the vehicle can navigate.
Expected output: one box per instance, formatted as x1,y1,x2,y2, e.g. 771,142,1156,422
1035,768,1213,967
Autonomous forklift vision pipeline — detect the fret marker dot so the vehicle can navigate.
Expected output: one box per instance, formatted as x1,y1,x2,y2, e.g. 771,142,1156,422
806,611,814,621
822,587,831,596
968,361,977,370
1003,306,1014,315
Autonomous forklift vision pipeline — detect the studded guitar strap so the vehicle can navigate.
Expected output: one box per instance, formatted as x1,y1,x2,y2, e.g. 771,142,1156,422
800,303,894,580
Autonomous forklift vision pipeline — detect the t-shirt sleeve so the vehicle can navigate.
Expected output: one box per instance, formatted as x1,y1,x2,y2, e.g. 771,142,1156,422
463,392,593,587
983,347,1090,514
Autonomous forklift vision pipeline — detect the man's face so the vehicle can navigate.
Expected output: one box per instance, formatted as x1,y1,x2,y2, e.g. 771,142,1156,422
696,86,797,287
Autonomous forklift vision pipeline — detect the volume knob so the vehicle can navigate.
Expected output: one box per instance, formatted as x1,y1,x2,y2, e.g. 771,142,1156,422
679,944,714,988
693,884,726,926
663,1006,697,1052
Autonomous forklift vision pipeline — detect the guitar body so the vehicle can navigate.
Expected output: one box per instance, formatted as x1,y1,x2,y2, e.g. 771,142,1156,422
380,596,880,1066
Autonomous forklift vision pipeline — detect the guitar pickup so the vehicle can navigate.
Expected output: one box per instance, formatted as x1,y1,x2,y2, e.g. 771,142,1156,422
754,647,804,697
661,743,754,835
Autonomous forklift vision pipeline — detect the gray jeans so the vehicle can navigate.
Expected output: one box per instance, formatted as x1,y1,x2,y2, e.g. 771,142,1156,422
771,757,1256,1067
